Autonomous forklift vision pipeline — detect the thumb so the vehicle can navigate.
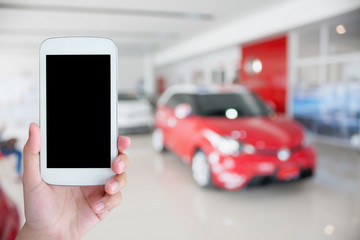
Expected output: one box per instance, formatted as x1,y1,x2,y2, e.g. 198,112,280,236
22,123,43,189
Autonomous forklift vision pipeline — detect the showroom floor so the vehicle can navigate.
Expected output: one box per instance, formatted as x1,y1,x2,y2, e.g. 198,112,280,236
1,133,359,240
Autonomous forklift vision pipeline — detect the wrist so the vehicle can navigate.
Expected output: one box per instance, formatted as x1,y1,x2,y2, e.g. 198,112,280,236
16,222,66,240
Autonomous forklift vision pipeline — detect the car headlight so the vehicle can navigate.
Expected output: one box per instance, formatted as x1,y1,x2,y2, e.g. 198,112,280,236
203,129,239,155
203,130,256,156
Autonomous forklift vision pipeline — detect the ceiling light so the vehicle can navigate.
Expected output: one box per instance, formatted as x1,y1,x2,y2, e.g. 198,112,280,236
336,24,346,35
324,225,334,235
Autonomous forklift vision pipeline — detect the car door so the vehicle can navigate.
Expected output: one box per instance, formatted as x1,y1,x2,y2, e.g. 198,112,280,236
158,94,182,151
168,94,198,162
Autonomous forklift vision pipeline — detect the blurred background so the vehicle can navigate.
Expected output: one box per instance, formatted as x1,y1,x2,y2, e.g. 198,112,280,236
0,0,359,239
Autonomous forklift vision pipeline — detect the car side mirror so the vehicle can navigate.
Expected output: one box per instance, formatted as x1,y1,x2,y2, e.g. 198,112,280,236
175,103,192,119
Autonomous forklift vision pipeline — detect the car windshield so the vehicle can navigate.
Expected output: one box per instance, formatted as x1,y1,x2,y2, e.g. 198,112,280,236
195,92,272,117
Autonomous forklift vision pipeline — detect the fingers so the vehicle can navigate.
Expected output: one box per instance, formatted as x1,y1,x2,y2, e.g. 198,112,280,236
112,153,130,174
92,190,123,220
91,136,130,220
107,154,129,194
117,136,131,153
22,123,43,190
104,172,128,195
92,166,128,219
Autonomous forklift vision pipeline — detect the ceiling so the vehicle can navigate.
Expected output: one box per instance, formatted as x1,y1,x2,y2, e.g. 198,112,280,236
0,0,292,56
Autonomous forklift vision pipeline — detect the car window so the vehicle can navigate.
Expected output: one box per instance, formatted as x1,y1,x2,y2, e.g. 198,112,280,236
166,94,196,109
166,94,180,108
195,92,272,117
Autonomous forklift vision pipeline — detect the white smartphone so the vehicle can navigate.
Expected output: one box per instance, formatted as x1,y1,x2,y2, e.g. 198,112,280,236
39,37,118,186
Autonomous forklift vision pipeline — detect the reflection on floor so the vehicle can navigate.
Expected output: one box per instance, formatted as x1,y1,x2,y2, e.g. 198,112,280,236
1,133,359,240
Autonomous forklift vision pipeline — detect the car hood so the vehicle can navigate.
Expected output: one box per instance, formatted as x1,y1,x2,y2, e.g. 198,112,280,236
199,116,304,148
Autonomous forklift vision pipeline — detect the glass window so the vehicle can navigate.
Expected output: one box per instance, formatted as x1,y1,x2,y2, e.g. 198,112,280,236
292,10,360,143
292,66,320,129
211,70,225,83
298,28,320,58
295,65,320,93
326,61,360,120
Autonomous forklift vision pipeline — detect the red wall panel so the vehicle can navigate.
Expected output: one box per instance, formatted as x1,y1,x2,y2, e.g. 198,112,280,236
240,36,287,113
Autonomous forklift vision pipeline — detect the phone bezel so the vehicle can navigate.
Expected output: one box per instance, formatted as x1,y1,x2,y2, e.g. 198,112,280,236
39,37,118,186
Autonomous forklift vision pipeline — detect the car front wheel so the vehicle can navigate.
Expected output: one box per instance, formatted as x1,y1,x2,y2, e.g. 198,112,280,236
192,150,212,188
152,128,166,152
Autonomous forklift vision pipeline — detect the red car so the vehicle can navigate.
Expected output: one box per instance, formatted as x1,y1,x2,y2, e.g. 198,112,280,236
153,85,316,190
0,185,20,240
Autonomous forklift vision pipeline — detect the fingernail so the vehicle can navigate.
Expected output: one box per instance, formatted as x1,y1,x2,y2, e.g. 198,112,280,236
122,136,131,144
110,180,120,193
94,202,105,213
99,211,110,220
118,136,131,152
118,160,126,173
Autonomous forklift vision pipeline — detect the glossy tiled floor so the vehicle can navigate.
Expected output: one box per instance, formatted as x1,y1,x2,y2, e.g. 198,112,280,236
1,133,359,240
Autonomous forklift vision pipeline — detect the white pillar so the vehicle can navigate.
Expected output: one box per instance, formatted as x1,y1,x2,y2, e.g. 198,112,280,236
143,54,155,96
287,30,298,118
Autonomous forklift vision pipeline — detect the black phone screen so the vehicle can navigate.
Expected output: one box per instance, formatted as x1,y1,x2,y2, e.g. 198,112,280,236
46,55,111,168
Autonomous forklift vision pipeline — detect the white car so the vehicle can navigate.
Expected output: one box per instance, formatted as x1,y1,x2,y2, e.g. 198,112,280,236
118,92,154,133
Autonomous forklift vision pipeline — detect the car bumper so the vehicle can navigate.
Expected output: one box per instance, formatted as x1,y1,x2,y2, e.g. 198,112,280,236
209,146,316,190
118,125,153,134
118,115,154,133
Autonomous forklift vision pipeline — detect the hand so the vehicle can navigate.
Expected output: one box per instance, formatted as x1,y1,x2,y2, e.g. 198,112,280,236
16,123,131,240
